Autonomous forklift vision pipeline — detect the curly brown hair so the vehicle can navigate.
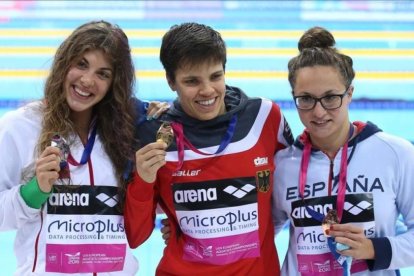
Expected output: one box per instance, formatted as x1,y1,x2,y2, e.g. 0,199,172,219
38,20,137,208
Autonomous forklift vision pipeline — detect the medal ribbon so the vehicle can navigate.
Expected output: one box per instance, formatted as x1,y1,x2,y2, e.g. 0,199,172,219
299,123,354,276
299,123,353,222
67,123,98,166
170,114,237,170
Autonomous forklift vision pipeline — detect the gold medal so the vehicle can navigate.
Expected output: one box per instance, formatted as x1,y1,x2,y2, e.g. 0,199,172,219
156,122,174,147
322,209,339,236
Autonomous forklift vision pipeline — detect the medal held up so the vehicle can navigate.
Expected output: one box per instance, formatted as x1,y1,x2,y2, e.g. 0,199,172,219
156,122,174,147
51,134,69,169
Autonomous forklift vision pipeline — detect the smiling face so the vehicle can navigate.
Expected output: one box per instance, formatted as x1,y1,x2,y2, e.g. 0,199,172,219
168,60,226,121
65,49,113,122
293,65,353,150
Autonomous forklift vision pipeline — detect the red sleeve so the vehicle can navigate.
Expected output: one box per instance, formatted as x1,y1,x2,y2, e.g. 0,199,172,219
271,101,294,149
124,171,158,248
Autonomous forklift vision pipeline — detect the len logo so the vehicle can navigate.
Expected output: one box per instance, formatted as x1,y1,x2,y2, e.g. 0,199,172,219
256,170,270,192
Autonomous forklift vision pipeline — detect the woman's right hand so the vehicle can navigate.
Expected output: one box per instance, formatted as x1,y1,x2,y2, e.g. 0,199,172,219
35,146,61,193
135,142,167,183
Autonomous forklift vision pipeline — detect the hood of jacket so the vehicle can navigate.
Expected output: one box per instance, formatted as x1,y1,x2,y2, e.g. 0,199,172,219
293,121,383,151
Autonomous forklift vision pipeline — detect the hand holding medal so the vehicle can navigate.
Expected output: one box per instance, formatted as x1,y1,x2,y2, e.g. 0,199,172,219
51,134,69,169
322,209,339,237
51,134,70,179
323,209,352,276
134,122,175,184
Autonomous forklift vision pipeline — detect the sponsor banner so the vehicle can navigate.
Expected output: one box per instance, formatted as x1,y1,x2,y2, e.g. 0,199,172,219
47,214,125,244
291,193,374,275
173,177,260,264
294,222,375,255
47,185,121,215
297,252,368,275
45,243,126,273
291,193,374,227
177,203,258,239
173,177,257,211
183,230,260,265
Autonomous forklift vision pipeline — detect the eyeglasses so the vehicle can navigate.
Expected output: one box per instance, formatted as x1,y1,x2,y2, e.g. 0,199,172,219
293,89,349,110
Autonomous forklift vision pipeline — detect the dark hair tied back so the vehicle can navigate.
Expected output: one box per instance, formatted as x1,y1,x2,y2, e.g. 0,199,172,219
298,26,336,52
288,26,355,90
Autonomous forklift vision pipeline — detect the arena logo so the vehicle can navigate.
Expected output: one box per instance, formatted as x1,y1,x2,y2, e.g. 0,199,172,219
223,184,255,199
174,188,217,203
291,204,334,219
49,192,89,207
292,201,372,219
96,193,118,207
344,201,372,215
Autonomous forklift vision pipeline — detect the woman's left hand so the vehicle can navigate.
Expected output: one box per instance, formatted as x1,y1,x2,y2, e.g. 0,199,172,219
329,223,375,260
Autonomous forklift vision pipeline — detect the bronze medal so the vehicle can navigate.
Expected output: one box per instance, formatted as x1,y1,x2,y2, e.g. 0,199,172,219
322,209,339,236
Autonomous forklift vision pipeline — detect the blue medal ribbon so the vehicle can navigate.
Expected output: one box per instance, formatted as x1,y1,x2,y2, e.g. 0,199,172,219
170,114,237,170
67,123,97,166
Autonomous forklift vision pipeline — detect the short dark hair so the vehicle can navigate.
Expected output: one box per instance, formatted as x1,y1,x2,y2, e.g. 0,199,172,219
160,22,227,82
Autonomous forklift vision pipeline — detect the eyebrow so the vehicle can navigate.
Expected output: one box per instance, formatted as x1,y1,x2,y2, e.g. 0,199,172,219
80,56,113,72
298,89,342,97
212,70,224,75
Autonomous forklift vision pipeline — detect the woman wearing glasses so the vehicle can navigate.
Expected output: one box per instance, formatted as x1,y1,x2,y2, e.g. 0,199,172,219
272,26,414,275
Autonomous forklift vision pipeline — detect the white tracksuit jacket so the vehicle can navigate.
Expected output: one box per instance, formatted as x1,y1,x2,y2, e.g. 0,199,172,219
273,121,414,276
0,102,138,275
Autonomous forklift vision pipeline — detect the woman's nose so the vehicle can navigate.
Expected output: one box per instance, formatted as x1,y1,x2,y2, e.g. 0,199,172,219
80,72,94,88
312,100,327,116
199,82,215,95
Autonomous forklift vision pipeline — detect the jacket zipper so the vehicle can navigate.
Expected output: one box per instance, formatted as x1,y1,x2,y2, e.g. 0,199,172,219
328,159,334,196
32,210,44,272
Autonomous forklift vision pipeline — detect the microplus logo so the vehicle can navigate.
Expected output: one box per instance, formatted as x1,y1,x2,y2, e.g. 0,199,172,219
254,157,268,166
224,184,255,199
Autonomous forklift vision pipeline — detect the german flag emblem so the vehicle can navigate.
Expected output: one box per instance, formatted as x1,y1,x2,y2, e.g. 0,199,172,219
256,169,270,192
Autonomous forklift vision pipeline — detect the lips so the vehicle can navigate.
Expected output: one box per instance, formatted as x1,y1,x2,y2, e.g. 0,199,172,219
196,98,216,106
73,85,92,98
310,119,332,128
313,120,329,125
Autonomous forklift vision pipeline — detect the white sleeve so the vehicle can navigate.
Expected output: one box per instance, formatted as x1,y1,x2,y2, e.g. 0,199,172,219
0,112,39,231
388,138,414,269
272,152,289,235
